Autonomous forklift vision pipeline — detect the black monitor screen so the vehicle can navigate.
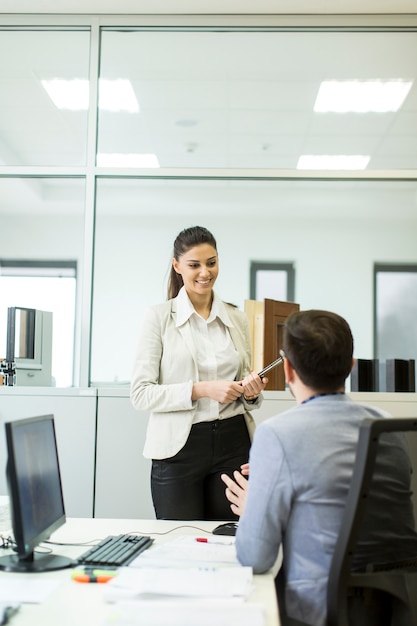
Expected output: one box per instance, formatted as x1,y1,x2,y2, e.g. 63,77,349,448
0,414,73,572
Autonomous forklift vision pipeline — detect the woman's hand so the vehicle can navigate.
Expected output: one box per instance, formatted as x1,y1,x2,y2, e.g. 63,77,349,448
241,371,268,400
192,380,244,403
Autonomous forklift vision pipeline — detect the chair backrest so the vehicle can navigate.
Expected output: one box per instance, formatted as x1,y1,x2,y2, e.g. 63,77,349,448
327,417,417,626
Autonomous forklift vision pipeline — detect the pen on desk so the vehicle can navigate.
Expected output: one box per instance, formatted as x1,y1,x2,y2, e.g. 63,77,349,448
0,604,20,626
196,537,234,545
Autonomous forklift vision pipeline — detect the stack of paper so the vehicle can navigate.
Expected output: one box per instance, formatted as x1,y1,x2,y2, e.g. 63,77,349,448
0,496,10,534
0,578,60,604
100,535,265,626
103,566,253,602
102,600,265,626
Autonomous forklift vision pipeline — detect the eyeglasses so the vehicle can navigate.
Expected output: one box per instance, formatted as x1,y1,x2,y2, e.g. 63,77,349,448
279,349,286,360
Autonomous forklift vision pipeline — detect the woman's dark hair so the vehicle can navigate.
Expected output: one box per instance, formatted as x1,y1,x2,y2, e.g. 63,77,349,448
167,226,217,299
283,309,354,392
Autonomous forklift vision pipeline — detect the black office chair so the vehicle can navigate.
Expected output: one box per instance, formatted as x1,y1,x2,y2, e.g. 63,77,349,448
327,417,417,626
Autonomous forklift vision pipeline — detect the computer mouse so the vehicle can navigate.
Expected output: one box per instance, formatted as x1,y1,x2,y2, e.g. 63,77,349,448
212,522,238,536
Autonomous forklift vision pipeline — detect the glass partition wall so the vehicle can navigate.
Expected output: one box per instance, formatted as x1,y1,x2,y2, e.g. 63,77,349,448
1,19,416,386
97,29,417,170
0,26,89,385
0,29,90,166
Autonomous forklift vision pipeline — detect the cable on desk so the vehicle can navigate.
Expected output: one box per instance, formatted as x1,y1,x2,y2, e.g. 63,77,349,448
44,524,215,548
150,524,217,536
0,535,14,550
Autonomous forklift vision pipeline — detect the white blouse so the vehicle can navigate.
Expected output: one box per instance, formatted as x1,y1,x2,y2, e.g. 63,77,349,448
175,287,241,424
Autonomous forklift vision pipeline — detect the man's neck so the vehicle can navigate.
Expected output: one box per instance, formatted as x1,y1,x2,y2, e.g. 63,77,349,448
291,381,345,405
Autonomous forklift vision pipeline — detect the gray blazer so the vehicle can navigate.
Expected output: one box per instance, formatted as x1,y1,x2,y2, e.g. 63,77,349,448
130,296,260,459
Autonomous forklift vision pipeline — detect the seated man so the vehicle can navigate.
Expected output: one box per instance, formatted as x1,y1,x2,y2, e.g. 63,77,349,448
222,309,417,626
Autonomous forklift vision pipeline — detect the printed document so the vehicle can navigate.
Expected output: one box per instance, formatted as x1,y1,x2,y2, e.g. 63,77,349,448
129,534,239,568
103,565,253,602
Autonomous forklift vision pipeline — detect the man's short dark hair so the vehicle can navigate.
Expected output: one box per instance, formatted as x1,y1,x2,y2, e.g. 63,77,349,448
283,309,354,392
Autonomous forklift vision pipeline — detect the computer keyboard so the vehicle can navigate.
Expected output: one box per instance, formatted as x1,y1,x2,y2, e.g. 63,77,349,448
76,533,154,568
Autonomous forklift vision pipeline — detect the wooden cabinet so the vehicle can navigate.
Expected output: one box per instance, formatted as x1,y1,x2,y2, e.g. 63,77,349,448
245,298,299,390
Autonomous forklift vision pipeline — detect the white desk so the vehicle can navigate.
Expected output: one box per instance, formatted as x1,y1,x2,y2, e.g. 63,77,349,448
1,518,280,626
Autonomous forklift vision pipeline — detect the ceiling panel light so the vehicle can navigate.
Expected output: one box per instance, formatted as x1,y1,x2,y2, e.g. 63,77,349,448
297,155,370,170
99,79,139,113
42,79,139,112
314,80,413,113
97,153,160,168
41,79,89,111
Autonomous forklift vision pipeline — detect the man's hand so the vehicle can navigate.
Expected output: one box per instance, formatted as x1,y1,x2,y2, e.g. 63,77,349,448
221,470,248,517
240,463,249,476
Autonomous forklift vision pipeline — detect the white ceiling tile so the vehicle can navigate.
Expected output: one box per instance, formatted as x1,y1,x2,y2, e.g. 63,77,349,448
377,134,417,156
1,0,417,14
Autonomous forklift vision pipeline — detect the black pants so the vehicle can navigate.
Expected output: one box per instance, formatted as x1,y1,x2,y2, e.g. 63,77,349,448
151,414,251,520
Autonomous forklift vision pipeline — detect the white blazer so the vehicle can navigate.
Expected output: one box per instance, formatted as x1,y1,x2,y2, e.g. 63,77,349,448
130,295,260,459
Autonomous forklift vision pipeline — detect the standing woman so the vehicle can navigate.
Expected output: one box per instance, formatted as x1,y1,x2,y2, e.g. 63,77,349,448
130,225,267,520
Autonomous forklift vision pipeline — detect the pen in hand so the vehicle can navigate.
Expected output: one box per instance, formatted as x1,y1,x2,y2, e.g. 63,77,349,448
258,355,284,378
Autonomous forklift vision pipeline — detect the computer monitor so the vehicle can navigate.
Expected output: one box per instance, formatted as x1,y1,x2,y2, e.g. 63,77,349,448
0,414,73,572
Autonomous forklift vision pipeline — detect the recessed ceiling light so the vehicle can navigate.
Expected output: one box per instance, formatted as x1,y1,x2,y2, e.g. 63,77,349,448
41,79,89,111
97,153,160,168
175,119,198,127
99,79,139,113
297,155,370,170
41,78,139,112
314,80,413,113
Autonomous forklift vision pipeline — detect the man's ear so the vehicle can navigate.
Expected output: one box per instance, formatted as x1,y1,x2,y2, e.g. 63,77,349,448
283,357,294,384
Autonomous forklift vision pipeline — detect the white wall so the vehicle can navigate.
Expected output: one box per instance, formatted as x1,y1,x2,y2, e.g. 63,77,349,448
0,214,84,260
90,210,417,383
1,191,416,386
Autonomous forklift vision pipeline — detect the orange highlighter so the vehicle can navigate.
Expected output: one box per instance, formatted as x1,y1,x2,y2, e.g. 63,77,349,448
72,569,117,583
